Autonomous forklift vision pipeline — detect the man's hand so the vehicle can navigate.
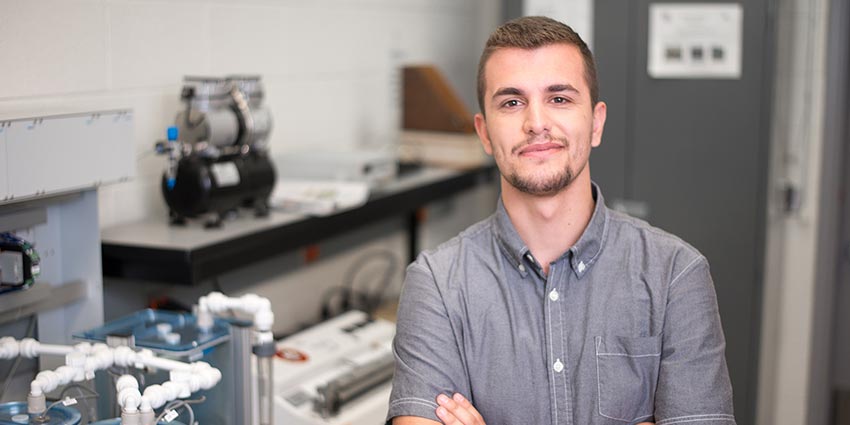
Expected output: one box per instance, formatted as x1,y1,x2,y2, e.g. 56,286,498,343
435,393,485,425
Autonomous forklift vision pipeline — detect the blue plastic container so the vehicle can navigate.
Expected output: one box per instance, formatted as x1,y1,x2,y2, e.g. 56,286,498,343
73,309,231,357
0,402,81,425
90,419,184,425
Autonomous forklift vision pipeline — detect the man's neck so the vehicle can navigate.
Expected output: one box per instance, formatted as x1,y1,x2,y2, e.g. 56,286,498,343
501,174,595,274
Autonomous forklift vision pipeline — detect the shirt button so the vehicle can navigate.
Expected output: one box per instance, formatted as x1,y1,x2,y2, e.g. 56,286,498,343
518,264,526,273
577,261,586,273
549,289,559,301
553,359,564,373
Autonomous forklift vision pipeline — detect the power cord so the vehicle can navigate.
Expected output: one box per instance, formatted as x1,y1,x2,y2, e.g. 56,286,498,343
321,249,399,319
155,395,205,425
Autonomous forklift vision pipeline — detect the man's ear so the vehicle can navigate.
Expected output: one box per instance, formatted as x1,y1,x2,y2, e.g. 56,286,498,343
474,113,493,155
591,101,607,148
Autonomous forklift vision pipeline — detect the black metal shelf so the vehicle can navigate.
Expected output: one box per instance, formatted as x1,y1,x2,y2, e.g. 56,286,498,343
101,165,496,286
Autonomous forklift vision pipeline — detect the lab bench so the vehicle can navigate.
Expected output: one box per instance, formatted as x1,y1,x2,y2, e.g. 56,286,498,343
101,164,497,286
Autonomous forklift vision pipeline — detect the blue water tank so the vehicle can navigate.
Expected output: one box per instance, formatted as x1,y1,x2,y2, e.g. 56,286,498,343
90,419,184,425
0,402,80,425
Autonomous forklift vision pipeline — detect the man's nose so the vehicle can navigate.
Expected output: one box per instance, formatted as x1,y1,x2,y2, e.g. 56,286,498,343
522,102,550,135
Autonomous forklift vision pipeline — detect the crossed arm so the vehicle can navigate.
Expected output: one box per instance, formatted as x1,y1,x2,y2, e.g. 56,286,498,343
391,393,654,425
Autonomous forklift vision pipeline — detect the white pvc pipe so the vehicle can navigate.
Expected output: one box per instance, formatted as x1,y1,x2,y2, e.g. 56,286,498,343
136,355,193,372
16,338,75,358
197,291,275,333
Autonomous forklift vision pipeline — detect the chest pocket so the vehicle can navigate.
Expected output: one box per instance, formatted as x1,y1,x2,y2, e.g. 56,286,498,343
594,335,662,423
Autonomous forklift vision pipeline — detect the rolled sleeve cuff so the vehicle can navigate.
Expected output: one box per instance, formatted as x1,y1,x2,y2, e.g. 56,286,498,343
656,414,737,424
386,397,440,423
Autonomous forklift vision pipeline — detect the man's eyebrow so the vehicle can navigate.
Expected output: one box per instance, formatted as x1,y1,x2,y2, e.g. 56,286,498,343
548,84,579,93
492,87,524,98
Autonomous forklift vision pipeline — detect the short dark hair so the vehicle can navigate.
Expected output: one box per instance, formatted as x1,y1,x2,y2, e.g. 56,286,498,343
477,16,599,114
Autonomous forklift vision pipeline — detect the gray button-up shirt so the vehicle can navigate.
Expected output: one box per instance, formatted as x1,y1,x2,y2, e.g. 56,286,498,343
387,185,735,425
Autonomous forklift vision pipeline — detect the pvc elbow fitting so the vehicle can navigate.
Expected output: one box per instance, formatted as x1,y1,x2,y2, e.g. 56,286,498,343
254,310,274,333
0,337,19,359
142,384,166,409
116,375,139,393
117,386,142,412
31,370,59,396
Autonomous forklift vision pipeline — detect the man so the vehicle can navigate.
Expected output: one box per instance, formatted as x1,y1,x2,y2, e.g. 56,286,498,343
387,16,735,425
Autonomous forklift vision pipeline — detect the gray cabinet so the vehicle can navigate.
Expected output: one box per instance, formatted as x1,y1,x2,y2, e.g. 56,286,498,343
593,1,774,423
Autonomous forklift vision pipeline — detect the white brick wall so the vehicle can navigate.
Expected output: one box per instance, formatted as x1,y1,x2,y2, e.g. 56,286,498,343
0,0,499,227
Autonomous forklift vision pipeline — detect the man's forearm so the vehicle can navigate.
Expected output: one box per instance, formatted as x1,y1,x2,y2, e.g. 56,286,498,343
393,416,441,425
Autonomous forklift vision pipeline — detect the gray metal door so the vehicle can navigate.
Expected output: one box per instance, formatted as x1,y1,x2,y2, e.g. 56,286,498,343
593,1,774,423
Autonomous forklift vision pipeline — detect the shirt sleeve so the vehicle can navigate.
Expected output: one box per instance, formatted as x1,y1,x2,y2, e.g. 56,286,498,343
654,256,737,424
386,260,470,423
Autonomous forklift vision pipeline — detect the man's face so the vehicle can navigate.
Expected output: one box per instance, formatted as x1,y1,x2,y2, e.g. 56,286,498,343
475,43,606,196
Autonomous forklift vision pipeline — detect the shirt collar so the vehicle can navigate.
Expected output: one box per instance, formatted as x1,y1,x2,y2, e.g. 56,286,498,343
494,182,609,279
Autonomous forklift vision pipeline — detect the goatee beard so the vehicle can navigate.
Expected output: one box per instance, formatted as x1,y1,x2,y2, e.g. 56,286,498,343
506,167,575,196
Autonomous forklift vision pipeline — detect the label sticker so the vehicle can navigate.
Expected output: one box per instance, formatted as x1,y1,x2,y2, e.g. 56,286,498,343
211,162,241,187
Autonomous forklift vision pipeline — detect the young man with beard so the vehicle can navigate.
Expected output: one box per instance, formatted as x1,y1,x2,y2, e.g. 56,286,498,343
387,16,735,425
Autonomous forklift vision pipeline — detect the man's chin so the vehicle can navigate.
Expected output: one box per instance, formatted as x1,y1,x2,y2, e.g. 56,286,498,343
506,173,574,196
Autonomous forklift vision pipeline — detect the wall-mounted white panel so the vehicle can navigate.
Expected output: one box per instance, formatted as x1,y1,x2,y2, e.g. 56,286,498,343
95,111,135,183
6,118,47,198
44,114,115,192
4,111,133,202
0,123,8,199
109,2,210,89
0,0,107,99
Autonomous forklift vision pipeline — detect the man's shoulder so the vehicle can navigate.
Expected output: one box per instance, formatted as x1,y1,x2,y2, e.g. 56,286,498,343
605,207,705,265
410,214,496,272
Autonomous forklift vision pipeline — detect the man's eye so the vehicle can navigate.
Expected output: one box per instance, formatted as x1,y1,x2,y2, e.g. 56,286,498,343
552,97,570,104
502,100,520,108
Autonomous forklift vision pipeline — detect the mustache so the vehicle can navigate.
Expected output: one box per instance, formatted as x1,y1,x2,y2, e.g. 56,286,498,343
511,135,569,155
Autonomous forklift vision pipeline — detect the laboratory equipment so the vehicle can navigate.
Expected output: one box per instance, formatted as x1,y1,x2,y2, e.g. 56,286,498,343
274,310,395,425
0,233,40,293
195,291,276,425
157,75,276,228
0,336,222,425
0,290,275,424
